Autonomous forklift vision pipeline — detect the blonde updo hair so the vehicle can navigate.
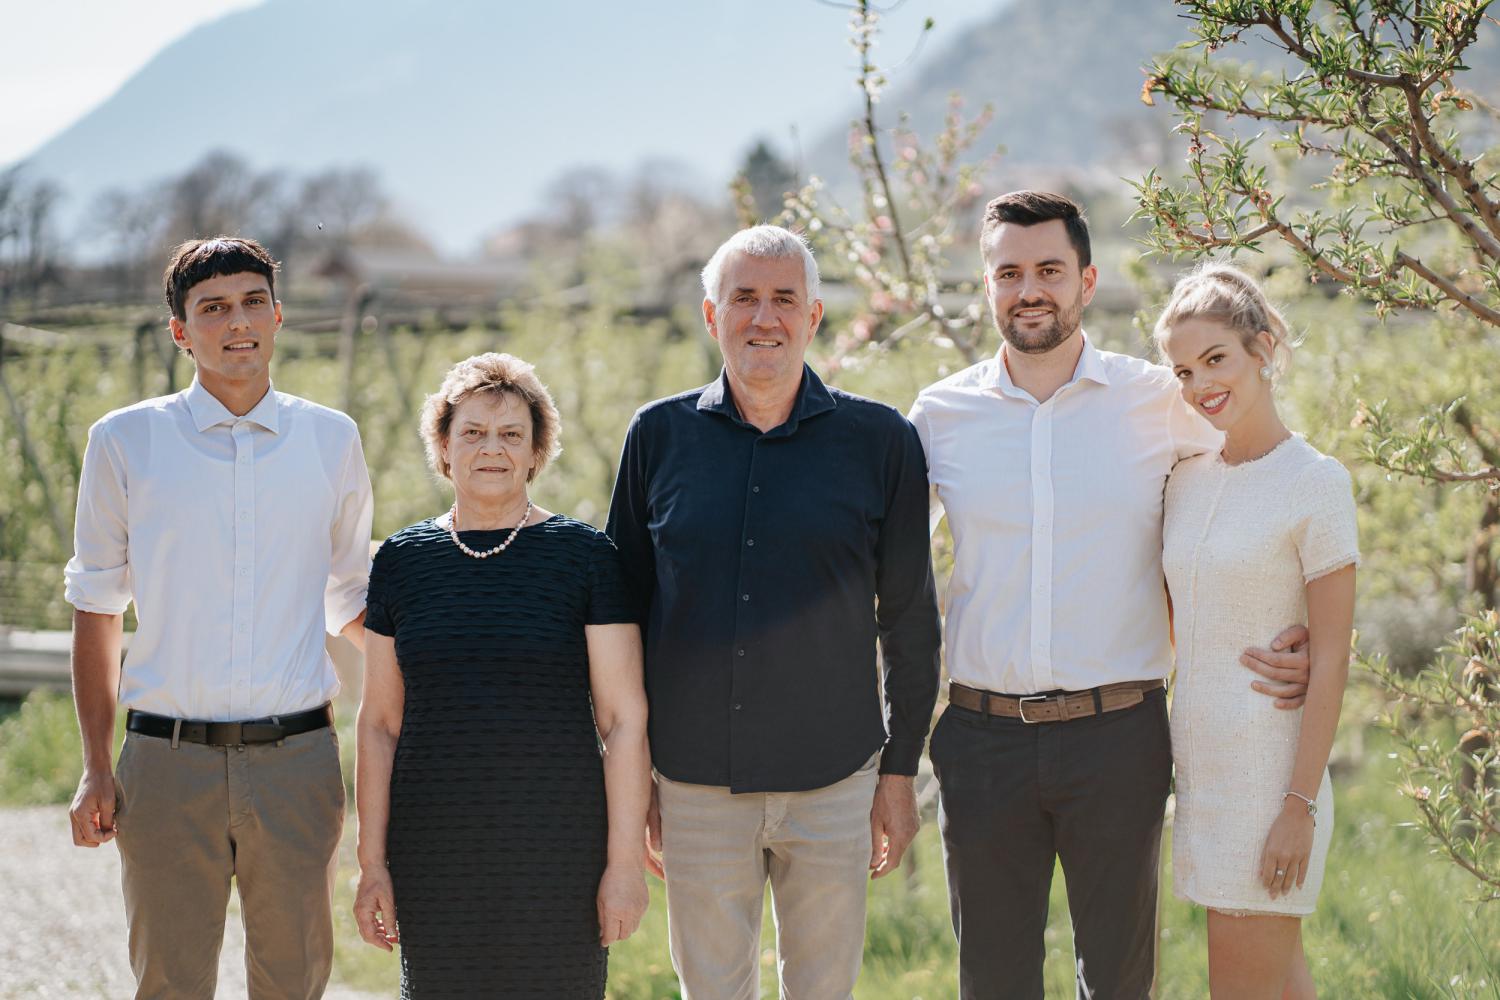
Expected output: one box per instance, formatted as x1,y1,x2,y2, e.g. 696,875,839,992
419,353,562,483
1153,262,1296,380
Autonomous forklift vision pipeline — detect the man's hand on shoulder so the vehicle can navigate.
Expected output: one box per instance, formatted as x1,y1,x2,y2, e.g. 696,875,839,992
869,773,919,879
1241,623,1311,710
69,766,118,847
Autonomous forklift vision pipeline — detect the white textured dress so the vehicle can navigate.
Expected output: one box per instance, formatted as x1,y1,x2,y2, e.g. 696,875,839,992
1163,436,1359,915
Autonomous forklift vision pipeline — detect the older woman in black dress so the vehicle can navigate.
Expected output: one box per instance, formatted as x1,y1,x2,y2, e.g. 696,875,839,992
352,352,650,998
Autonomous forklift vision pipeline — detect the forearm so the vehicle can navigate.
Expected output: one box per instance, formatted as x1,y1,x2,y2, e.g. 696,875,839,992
1287,567,1356,801
600,718,651,869
875,554,941,772
71,610,122,772
1286,653,1347,801
354,721,398,869
879,653,940,775
876,429,943,773
877,599,942,773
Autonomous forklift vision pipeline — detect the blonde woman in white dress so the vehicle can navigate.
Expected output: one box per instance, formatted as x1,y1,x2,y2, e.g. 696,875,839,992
1157,264,1359,999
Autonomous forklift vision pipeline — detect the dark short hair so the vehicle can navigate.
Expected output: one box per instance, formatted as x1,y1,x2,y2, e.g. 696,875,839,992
980,191,1091,269
164,237,279,321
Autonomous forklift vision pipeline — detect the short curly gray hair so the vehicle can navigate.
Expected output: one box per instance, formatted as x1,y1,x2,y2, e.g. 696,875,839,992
419,353,562,483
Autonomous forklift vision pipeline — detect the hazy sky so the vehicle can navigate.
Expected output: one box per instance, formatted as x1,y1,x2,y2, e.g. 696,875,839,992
6,0,1010,254
1,0,1005,171
1,0,261,165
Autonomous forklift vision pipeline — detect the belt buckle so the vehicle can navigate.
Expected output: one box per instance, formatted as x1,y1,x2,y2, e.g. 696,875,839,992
1017,695,1048,724
204,721,243,746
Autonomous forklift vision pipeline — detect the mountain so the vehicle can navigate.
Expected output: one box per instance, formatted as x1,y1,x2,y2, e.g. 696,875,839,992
849,0,1186,171
13,0,1001,254
809,0,1499,191
18,0,1497,254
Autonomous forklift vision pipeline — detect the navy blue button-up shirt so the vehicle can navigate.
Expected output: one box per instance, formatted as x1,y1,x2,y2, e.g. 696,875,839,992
606,365,941,793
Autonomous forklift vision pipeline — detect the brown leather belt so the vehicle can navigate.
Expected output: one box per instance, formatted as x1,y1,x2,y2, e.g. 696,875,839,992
948,680,1164,724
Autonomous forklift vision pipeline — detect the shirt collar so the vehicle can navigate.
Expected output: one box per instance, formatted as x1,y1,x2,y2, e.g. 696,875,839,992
989,330,1112,400
185,378,281,435
697,364,837,433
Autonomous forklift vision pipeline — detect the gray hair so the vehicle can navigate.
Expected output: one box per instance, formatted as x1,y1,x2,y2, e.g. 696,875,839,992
419,352,561,483
1154,261,1296,380
700,225,820,306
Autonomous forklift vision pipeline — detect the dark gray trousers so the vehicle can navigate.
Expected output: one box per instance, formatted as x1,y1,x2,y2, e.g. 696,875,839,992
930,687,1172,1000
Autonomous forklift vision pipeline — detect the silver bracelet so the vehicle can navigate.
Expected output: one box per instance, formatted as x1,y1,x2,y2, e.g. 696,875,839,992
1284,790,1317,823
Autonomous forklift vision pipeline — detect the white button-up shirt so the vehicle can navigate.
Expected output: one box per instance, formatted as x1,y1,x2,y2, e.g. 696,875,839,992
64,379,374,720
909,334,1221,695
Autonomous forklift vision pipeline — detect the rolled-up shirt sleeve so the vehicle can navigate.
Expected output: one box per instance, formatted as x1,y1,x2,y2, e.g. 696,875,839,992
64,420,132,614
324,429,374,635
874,418,943,776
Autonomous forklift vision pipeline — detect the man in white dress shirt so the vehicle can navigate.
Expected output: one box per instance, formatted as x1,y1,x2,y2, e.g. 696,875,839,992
909,192,1310,998
64,237,373,1000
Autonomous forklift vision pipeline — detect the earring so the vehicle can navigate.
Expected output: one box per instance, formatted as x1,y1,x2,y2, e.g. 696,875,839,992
1259,365,1273,381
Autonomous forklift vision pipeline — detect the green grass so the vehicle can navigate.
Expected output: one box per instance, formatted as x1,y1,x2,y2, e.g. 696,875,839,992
329,722,1500,999
6,691,1499,998
0,691,125,804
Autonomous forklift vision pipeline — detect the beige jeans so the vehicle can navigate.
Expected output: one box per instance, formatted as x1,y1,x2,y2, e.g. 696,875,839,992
656,755,879,1000
113,726,345,1000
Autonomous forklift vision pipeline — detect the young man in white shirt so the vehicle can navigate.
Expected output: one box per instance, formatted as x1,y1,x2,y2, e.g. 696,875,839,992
909,192,1311,998
64,237,373,1000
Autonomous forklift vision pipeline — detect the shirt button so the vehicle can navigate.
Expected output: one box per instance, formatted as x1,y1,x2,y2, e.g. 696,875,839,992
239,511,250,520
746,539,755,547
742,593,750,601
237,679,248,688
752,486,760,493
732,703,743,711
737,649,746,657
239,567,250,576
238,624,248,633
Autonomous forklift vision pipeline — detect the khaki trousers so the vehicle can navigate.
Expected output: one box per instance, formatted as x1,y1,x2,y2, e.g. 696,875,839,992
113,726,346,1000
656,755,879,1000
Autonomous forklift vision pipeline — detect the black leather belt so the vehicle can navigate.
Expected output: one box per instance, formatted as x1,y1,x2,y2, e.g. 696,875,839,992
125,704,332,746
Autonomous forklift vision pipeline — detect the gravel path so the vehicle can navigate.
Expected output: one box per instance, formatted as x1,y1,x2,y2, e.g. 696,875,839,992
0,805,390,999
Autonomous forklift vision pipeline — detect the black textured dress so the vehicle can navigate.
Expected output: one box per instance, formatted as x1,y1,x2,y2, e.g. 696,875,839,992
364,515,635,999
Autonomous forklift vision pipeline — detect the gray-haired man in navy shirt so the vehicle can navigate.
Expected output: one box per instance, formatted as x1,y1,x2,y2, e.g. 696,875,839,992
607,225,941,999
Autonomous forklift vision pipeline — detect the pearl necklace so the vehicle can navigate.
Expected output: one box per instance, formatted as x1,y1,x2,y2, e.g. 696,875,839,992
447,500,532,559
